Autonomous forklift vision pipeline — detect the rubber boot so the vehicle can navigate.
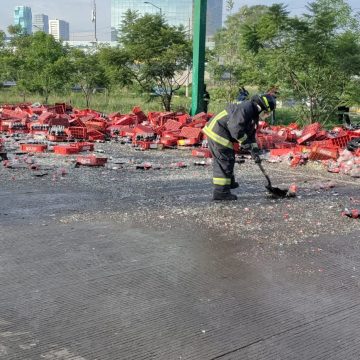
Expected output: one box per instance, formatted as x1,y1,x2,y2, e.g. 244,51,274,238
230,176,239,189
212,186,238,201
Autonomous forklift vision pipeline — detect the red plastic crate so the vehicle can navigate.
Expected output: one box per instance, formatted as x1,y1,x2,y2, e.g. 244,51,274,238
69,118,86,127
297,130,318,144
47,134,67,142
176,114,190,124
66,127,88,139
309,146,339,160
164,119,183,131
297,122,322,144
120,128,135,137
191,112,208,121
38,112,55,123
20,144,47,153
85,119,108,131
54,103,66,114
137,141,159,150
179,127,202,139
160,137,178,147
312,135,350,149
346,131,360,140
133,124,154,135
0,124,9,132
53,145,80,155
157,112,177,127
187,118,207,128
191,148,212,158
274,142,296,149
75,142,94,151
314,130,328,140
87,130,105,141
303,122,322,135
257,134,286,149
76,155,107,166
270,148,294,156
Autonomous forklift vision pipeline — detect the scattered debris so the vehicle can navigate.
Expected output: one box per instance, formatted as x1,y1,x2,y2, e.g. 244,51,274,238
342,208,359,219
1,102,359,180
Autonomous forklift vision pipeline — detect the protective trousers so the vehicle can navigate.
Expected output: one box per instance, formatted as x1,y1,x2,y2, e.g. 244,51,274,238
208,138,236,194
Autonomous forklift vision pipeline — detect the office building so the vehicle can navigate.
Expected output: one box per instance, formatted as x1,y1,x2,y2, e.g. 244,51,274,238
111,0,223,42
33,14,49,33
207,0,222,37
14,6,32,34
49,19,70,41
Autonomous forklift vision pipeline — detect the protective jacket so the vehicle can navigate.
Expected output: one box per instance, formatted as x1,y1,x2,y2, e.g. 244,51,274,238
203,100,259,148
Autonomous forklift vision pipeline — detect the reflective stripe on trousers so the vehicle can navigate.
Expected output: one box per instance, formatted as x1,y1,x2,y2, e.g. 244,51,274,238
213,177,231,186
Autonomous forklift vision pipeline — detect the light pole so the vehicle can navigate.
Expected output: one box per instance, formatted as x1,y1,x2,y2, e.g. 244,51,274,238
144,1,162,16
32,24,43,32
191,0,207,115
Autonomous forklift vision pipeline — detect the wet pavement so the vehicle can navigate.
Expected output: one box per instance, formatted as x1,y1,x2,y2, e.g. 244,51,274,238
0,143,360,359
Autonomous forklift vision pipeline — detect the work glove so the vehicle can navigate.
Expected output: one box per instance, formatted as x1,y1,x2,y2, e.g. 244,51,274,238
250,143,261,163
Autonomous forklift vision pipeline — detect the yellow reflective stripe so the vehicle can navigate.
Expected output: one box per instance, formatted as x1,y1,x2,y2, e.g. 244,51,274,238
262,96,270,111
213,178,231,186
238,134,247,143
203,126,233,149
208,110,228,131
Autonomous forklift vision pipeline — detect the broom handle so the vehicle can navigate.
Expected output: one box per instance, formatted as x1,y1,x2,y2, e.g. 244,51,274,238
257,161,272,188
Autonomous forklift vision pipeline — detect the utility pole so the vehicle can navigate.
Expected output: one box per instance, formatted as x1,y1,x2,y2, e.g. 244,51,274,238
191,0,207,115
92,0,97,42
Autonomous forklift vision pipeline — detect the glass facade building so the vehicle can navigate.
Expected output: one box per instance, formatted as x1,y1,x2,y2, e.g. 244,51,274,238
33,14,49,33
207,0,222,37
111,0,222,41
14,6,32,34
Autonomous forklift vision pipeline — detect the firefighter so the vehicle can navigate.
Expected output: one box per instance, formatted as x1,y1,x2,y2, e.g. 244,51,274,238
203,94,276,201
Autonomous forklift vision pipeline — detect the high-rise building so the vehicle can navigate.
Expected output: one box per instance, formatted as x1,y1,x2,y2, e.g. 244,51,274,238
207,0,222,37
14,6,32,34
111,0,223,42
49,19,70,41
33,14,49,33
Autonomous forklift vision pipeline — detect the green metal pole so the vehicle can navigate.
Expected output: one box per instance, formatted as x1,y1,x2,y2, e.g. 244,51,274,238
191,0,207,115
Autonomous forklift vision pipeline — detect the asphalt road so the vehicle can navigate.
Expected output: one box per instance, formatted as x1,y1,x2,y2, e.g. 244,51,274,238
0,144,360,359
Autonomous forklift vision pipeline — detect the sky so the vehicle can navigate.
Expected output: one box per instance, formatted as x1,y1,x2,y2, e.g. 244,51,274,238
1,0,359,41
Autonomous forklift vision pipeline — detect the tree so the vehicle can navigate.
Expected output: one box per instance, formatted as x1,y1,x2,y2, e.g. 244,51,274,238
0,31,71,103
7,24,23,37
239,0,360,123
97,46,133,91
0,30,5,47
69,49,108,108
117,11,192,111
208,5,269,102
210,0,360,123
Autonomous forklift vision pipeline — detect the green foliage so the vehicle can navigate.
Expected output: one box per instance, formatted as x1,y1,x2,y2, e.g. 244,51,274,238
7,24,23,36
117,10,192,111
97,46,133,89
211,0,360,124
208,5,270,101
0,32,71,103
69,48,108,108
0,31,5,47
